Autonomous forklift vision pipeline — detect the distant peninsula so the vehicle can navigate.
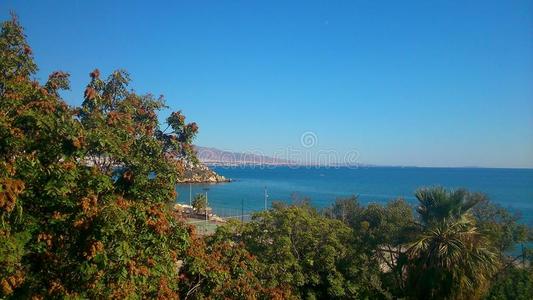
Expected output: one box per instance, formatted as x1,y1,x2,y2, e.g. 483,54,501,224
194,145,294,166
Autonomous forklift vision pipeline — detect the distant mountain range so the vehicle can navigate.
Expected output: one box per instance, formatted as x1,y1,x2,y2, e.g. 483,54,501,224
193,146,366,167
192,146,524,169
194,146,294,166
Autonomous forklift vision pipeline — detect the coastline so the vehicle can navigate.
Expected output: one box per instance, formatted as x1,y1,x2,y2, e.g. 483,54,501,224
178,162,231,184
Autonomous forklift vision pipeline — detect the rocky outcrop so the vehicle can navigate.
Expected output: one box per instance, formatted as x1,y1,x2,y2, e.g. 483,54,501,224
177,162,230,183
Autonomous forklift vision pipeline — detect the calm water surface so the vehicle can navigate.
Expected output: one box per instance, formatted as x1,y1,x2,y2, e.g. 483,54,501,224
175,166,533,224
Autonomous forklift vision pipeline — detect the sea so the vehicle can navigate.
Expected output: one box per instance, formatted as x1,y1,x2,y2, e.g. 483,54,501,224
175,166,533,225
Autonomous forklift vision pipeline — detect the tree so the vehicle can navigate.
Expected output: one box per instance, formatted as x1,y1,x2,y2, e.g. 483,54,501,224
325,197,418,296
472,198,531,259
406,215,498,299
223,202,388,299
0,15,198,298
405,187,499,299
415,187,484,226
485,267,533,300
323,195,363,227
179,229,291,299
192,193,207,214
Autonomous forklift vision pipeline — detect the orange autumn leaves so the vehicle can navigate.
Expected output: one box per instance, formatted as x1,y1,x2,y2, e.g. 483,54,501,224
146,204,172,235
0,271,24,296
0,178,24,213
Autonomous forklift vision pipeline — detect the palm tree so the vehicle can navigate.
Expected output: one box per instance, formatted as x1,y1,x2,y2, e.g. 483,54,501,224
415,187,484,226
404,187,499,299
192,193,207,214
406,215,498,299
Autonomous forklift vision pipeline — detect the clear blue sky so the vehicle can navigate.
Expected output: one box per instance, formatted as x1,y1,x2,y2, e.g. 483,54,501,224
1,0,532,168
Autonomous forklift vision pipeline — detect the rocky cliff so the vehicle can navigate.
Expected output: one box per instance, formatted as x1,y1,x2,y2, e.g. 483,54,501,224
177,161,230,183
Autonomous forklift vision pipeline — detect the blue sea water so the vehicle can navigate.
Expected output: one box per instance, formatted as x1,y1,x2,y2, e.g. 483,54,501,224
175,166,533,225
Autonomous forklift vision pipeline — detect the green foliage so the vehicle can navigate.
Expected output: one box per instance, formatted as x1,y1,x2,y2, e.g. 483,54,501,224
323,195,363,227
218,202,388,299
324,188,512,299
179,233,288,299
472,198,531,255
405,187,499,299
0,13,36,81
192,193,207,214
405,215,498,299
208,189,530,300
324,196,417,246
415,187,484,225
485,267,533,300
355,198,417,248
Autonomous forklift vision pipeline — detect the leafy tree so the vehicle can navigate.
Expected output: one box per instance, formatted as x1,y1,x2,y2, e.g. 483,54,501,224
354,199,417,248
472,198,531,258
323,195,363,227
325,197,418,296
485,267,533,300
221,202,388,299
0,15,197,298
179,229,291,299
356,199,418,296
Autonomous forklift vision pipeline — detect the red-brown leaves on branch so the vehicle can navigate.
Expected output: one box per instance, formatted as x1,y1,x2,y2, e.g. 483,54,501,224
167,111,186,132
37,233,53,248
48,281,67,296
84,87,97,101
107,111,120,125
157,278,178,299
115,196,131,210
27,100,56,113
144,124,154,135
123,170,134,182
45,71,70,92
23,45,31,55
73,217,90,230
84,240,104,260
0,271,24,296
188,122,199,134
80,195,97,213
71,136,82,149
61,160,76,171
127,260,149,277
0,178,25,213
51,211,64,220
146,205,170,235
90,69,100,79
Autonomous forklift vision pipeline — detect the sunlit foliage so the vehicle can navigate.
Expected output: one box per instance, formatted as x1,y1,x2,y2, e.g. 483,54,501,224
0,15,195,298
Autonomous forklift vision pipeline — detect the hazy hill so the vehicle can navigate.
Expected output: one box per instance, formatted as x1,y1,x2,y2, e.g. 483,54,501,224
194,146,294,166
